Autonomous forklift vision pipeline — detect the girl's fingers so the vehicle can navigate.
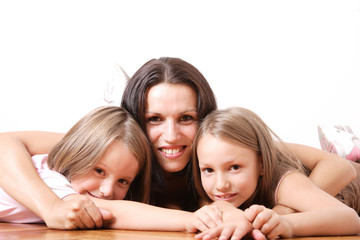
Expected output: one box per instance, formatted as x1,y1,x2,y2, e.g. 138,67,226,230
206,205,223,225
260,214,280,235
244,205,264,222
195,231,208,239
228,226,251,240
249,229,266,240
195,205,223,228
252,208,272,229
80,208,97,229
194,219,210,232
202,227,223,240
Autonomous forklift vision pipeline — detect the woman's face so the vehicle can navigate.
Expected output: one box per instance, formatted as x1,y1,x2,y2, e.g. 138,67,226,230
145,83,198,173
70,140,139,200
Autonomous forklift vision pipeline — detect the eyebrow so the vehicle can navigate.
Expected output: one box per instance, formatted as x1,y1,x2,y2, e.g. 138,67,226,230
145,109,197,115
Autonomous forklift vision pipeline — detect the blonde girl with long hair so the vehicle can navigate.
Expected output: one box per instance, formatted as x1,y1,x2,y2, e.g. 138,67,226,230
192,107,360,239
0,106,151,226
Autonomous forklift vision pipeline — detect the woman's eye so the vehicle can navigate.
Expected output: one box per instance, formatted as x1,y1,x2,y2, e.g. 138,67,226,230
147,116,161,123
118,179,129,185
95,168,105,176
180,115,193,122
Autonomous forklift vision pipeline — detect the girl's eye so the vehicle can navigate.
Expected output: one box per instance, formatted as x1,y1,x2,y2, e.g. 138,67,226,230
230,165,241,171
202,168,214,174
95,168,105,176
118,179,129,185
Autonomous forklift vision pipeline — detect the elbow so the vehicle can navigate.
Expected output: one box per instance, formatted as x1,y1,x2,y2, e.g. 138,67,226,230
346,208,360,235
347,161,357,182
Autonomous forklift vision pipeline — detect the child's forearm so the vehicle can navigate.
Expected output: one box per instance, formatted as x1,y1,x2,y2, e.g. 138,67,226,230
284,206,360,237
92,199,197,232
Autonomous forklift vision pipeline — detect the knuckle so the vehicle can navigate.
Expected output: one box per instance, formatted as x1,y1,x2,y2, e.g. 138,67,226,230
261,223,271,233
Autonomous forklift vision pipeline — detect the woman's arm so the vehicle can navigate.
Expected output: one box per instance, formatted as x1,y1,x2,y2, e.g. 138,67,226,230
0,131,105,229
285,143,356,196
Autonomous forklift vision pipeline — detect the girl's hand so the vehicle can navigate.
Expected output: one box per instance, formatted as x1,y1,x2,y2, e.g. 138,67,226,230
185,204,223,233
195,208,265,240
194,204,223,229
245,205,293,240
49,194,113,229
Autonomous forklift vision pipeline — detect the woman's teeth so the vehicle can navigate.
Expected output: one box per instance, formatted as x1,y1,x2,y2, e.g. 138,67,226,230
161,148,182,155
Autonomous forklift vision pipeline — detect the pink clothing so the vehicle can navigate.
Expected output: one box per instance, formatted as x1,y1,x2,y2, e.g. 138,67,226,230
0,154,77,223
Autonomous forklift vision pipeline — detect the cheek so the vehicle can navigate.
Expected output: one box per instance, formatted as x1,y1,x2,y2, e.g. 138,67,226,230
114,186,130,200
183,125,198,142
70,179,86,193
200,175,212,194
146,125,159,143
71,175,96,193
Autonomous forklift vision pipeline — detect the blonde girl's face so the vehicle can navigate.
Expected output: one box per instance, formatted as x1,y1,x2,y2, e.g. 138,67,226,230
70,140,139,200
145,83,198,173
197,134,263,208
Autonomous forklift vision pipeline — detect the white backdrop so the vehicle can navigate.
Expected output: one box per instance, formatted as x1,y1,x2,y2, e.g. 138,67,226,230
0,0,359,148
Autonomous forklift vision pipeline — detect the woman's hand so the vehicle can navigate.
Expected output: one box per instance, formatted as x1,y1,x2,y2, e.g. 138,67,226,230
245,205,293,240
47,194,113,229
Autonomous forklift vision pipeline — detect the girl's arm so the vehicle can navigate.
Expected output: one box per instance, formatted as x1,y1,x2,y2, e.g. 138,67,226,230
277,171,360,237
284,143,356,196
0,131,105,229
91,198,206,232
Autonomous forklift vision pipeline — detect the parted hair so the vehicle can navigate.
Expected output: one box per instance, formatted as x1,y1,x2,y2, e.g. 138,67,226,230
121,57,217,130
192,107,307,209
47,106,152,203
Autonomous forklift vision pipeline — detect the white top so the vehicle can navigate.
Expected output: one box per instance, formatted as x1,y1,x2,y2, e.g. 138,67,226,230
0,154,77,223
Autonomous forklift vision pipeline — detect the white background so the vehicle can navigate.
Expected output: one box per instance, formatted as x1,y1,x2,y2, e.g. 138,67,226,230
0,0,359,148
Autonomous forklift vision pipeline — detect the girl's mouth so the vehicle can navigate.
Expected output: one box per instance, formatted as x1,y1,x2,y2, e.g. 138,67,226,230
87,191,100,199
214,193,237,201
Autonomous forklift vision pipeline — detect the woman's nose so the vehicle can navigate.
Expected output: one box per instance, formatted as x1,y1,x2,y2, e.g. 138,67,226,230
164,120,180,142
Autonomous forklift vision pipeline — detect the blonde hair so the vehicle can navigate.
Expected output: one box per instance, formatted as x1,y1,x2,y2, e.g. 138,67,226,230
192,107,307,209
47,106,151,203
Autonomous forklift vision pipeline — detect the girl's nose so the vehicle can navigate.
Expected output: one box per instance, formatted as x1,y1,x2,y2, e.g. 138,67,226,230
99,181,114,199
216,173,230,191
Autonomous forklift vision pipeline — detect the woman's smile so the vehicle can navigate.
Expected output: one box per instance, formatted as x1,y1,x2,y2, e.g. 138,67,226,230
145,83,198,172
159,145,186,158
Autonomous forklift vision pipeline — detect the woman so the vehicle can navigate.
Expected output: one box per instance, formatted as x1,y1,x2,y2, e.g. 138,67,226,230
0,57,356,229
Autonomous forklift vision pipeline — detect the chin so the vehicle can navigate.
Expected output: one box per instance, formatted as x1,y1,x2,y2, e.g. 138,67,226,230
157,157,190,173
164,166,187,173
